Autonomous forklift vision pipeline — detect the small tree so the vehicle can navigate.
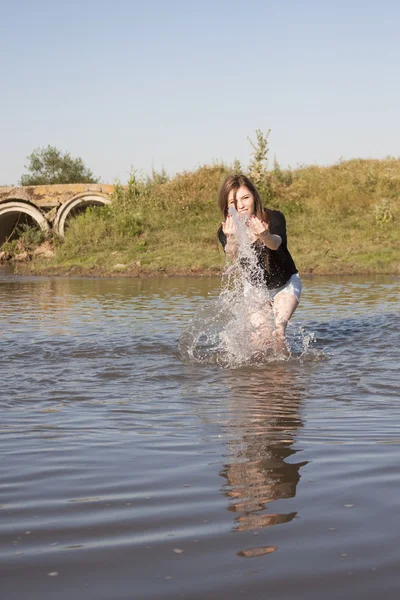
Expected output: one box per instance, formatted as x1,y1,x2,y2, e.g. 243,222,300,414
20,146,99,185
147,166,169,185
248,129,271,184
232,158,242,174
247,129,275,203
272,157,293,186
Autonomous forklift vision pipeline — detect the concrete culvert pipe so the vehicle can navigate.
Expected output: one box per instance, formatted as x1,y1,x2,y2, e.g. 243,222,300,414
0,201,50,246
54,193,112,237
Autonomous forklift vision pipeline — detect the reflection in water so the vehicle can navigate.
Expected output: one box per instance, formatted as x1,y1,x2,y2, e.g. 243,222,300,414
220,366,308,556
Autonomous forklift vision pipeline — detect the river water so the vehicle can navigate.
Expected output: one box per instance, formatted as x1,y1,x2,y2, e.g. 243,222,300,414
0,273,399,600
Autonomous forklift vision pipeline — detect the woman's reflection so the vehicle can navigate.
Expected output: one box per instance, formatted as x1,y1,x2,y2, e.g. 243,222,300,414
219,364,308,551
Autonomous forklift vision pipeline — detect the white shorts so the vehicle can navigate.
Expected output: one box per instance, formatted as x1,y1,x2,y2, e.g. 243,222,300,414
269,273,302,303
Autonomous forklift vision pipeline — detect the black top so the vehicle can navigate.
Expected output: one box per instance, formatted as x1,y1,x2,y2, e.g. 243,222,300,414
218,209,298,290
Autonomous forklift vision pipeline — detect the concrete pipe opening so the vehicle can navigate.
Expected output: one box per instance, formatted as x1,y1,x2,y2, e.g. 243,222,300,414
0,201,50,246
54,194,112,237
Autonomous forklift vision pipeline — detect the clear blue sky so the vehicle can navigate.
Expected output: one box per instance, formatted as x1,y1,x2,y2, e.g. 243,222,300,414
1,0,399,184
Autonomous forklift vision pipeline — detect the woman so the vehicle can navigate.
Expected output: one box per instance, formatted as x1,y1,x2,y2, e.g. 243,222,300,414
217,174,301,354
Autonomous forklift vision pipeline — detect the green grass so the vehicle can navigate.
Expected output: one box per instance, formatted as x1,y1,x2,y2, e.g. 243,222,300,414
16,159,400,276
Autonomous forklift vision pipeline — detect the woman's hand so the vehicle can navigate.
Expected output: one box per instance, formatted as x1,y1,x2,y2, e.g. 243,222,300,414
247,216,282,250
222,215,237,237
247,216,268,238
245,216,268,243
222,215,238,258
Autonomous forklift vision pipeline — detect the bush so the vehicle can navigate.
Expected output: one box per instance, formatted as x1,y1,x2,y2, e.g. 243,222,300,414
20,146,99,185
374,198,394,225
1,224,46,257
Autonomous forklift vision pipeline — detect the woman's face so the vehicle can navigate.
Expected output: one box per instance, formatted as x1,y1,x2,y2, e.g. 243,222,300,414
227,185,255,217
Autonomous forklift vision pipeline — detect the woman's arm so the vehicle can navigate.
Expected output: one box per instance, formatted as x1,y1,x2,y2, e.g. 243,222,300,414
258,229,282,250
224,235,238,258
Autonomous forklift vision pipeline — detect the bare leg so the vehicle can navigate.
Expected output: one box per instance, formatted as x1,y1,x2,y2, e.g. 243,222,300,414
248,308,274,352
272,292,299,355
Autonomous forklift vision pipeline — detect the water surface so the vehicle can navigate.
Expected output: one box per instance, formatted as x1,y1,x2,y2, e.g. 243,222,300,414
0,273,399,599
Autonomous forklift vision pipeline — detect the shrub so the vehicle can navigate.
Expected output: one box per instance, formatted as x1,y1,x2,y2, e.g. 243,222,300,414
20,146,99,185
374,198,394,225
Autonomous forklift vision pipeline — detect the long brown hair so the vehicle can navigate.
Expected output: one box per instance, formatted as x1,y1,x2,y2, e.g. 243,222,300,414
218,174,269,225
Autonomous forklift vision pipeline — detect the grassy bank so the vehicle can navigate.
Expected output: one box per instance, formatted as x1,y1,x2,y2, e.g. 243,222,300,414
14,157,400,276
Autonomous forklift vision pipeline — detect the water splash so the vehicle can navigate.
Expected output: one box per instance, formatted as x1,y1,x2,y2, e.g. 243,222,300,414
179,207,317,367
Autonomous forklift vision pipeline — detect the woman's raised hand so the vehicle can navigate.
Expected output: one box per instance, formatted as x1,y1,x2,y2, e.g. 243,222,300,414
247,216,268,237
222,215,237,236
243,216,268,243
222,215,238,258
